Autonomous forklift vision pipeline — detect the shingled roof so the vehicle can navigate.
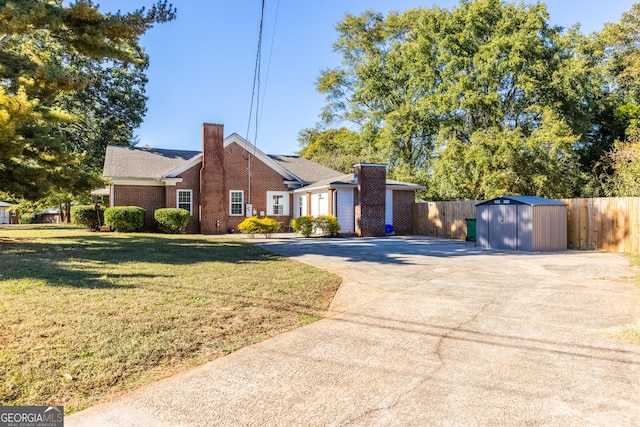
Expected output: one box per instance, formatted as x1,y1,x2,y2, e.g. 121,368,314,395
295,173,425,192
103,146,200,179
268,155,343,183
103,145,421,190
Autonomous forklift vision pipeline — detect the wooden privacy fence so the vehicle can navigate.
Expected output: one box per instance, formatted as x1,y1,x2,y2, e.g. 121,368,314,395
414,197,640,254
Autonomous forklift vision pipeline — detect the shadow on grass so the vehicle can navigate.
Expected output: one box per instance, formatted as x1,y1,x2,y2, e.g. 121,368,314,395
0,232,279,289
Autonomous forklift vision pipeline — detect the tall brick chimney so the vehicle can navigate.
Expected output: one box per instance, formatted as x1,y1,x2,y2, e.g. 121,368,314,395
200,123,226,234
354,163,387,237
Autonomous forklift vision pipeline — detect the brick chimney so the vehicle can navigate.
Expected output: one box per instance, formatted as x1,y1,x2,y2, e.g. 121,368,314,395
200,123,226,234
354,163,387,237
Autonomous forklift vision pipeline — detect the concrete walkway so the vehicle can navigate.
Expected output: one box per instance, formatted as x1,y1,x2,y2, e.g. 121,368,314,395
67,236,640,426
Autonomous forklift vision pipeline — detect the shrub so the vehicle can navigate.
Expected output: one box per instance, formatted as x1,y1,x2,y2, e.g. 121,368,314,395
155,208,190,234
104,206,145,232
19,211,36,224
314,215,340,237
238,216,281,238
292,215,314,237
71,205,105,230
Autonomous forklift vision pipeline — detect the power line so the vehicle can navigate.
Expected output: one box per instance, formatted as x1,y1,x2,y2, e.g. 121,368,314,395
257,0,280,134
246,0,266,145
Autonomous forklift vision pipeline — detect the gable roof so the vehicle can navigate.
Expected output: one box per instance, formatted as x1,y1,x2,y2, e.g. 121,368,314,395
103,136,343,184
103,146,200,179
268,155,343,184
103,138,422,191
477,196,566,206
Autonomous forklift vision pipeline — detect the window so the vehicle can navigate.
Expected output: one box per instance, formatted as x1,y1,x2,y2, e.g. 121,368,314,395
230,190,244,216
298,195,306,217
177,190,192,215
267,191,289,216
273,195,284,215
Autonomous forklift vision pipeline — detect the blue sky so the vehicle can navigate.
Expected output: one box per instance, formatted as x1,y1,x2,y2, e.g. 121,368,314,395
100,0,636,155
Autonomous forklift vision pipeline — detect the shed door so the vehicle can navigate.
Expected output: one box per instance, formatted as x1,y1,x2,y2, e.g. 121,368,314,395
0,208,7,224
488,205,518,250
336,189,354,234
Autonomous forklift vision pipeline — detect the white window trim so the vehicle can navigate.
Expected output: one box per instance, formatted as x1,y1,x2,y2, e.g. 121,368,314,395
229,190,244,216
297,195,306,218
177,189,193,216
267,191,289,216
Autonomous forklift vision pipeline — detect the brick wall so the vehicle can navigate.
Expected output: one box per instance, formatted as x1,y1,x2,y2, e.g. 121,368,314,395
112,185,165,231
354,164,387,237
392,190,416,235
197,123,291,234
222,141,291,232
169,164,201,234
200,123,226,234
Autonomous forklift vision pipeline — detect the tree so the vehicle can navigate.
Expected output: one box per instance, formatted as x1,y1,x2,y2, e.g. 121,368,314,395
0,0,175,201
602,126,640,196
316,8,438,181
314,0,601,198
297,126,369,174
430,110,585,199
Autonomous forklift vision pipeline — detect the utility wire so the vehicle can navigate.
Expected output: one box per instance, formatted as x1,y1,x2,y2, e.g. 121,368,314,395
257,0,280,134
246,0,266,146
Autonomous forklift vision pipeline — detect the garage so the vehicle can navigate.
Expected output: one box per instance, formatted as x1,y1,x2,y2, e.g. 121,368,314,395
476,196,567,252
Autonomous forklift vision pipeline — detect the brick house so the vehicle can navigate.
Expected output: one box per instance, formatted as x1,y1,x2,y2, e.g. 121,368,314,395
103,123,423,236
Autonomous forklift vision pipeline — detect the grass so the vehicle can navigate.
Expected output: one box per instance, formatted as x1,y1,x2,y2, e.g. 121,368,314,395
0,225,341,412
616,254,640,345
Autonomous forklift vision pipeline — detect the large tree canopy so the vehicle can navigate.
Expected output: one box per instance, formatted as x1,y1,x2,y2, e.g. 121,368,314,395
310,0,635,199
0,0,175,201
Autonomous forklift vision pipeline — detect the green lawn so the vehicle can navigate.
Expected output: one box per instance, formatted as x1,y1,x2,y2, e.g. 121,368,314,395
0,225,341,412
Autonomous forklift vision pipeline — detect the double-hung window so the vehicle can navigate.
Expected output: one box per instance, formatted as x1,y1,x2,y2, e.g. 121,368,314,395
230,190,244,216
267,191,289,216
177,189,193,215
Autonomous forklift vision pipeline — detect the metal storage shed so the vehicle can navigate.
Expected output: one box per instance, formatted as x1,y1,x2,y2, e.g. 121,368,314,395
476,196,567,252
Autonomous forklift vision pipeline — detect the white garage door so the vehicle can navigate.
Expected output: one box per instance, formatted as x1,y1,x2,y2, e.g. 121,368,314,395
336,189,354,234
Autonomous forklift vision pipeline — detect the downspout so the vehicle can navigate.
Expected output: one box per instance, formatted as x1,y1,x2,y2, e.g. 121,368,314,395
247,152,251,206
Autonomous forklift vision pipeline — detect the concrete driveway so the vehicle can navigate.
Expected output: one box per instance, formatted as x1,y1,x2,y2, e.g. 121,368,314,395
68,236,640,426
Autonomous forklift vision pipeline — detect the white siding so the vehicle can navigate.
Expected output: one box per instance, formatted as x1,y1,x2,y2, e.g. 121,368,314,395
311,192,328,216
0,208,9,224
336,189,354,234
385,189,393,225
266,191,289,216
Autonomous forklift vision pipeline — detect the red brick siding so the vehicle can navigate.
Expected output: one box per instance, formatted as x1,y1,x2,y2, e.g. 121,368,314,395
222,142,290,232
173,164,201,234
392,190,416,235
112,185,165,231
200,123,226,234
354,164,387,237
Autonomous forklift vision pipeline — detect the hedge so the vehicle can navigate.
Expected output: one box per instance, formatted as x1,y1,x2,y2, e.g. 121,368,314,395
314,215,340,237
104,206,145,232
291,215,314,237
292,215,340,237
154,208,190,234
71,205,105,230
238,216,281,238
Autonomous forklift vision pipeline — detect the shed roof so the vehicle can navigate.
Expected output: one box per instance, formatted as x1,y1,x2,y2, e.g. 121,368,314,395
0,201,14,208
476,196,567,206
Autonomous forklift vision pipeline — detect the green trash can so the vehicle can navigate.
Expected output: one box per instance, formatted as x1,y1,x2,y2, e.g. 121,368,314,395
465,218,476,242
